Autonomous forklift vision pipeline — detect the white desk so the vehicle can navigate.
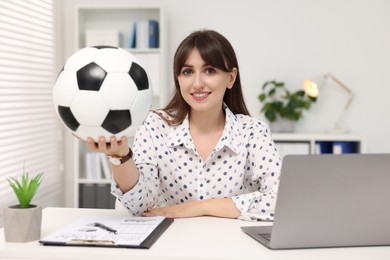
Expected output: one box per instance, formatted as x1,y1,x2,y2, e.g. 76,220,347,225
1,207,389,260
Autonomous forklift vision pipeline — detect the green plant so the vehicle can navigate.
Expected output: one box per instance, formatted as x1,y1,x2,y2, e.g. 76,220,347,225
258,80,316,122
7,164,43,208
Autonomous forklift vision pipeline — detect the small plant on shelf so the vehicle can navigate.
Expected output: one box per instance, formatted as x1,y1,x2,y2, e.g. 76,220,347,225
7,164,44,208
258,80,317,122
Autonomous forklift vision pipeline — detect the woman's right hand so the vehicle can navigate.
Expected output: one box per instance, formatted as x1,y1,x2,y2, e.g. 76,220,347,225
87,135,138,194
86,136,129,157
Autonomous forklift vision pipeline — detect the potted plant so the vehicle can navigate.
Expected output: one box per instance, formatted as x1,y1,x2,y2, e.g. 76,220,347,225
258,80,316,132
3,163,44,242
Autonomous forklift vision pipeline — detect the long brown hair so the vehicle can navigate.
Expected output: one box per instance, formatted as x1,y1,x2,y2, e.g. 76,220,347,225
161,29,250,125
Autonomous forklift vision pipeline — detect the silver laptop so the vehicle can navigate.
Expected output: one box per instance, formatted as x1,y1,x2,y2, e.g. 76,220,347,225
241,154,390,249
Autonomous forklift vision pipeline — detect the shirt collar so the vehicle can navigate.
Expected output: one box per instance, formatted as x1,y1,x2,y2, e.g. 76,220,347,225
215,104,241,154
167,114,194,150
167,104,241,154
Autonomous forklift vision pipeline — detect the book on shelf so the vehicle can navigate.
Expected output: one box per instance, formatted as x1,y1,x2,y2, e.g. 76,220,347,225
85,152,112,180
99,153,112,179
128,21,136,48
85,152,102,179
135,20,148,49
332,141,358,154
148,20,159,48
315,141,359,154
315,141,333,154
134,20,159,49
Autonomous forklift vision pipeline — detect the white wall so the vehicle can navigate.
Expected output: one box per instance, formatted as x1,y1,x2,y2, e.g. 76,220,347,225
60,0,390,206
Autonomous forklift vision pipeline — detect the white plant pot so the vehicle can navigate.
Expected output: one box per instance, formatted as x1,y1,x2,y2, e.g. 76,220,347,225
3,205,42,242
270,118,295,133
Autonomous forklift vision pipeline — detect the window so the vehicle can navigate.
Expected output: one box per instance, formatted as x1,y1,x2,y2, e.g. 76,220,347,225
0,0,63,226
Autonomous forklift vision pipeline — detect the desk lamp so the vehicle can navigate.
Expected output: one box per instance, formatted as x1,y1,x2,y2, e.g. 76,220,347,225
303,73,353,133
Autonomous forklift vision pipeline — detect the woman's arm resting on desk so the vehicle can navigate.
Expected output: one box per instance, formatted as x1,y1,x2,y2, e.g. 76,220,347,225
142,198,240,219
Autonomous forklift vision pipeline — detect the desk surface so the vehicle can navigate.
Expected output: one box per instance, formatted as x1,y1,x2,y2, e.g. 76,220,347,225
1,207,389,260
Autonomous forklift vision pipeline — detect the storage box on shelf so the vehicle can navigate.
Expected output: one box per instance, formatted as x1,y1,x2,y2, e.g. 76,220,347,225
272,133,365,159
73,5,168,208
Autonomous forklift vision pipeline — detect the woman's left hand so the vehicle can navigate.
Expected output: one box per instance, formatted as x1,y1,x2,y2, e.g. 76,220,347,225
142,200,205,218
142,198,241,219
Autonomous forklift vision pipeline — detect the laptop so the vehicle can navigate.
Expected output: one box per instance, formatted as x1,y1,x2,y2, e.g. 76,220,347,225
241,154,390,249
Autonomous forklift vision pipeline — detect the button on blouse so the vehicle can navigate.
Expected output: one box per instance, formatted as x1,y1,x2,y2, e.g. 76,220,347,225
111,105,281,221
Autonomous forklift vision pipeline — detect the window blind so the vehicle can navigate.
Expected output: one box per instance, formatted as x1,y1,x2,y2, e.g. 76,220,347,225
0,0,63,227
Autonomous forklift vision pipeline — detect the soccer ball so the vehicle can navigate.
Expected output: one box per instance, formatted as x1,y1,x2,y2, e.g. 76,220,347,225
53,46,153,142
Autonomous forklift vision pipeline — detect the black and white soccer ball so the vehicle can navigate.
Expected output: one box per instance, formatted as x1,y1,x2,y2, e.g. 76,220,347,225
53,46,153,141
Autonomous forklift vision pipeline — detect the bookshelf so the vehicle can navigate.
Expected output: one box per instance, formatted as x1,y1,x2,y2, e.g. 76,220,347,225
75,5,168,108
272,133,365,159
73,5,168,208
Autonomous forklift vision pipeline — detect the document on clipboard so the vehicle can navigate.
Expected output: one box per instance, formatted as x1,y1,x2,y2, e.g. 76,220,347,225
39,215,174,249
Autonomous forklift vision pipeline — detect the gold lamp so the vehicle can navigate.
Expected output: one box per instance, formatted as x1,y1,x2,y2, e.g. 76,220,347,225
303,73,353,133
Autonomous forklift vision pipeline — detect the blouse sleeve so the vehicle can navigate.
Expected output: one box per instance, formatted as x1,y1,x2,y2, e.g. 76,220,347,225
110,117,161,216
231,123,281,221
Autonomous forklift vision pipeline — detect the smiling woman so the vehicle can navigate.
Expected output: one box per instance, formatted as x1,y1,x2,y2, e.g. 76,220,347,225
86,30,281,222
0,0,64,227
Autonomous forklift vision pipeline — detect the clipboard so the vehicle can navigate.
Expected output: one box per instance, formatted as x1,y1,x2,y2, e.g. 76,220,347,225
39,215,174,249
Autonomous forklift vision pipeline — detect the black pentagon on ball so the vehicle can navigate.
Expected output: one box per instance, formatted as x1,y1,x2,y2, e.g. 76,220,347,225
58,106,80,131
129,62,149,91
102,110,132,134
77,62,107,91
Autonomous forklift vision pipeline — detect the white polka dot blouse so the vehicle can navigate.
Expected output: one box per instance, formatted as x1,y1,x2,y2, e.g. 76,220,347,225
111,105,281,221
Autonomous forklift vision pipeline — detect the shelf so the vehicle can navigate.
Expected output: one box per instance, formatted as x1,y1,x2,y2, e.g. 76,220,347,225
78,178,111,185
272,133,365,158
76,6,161,49
272,133,364,141
73,5,167,209
126,48,161,53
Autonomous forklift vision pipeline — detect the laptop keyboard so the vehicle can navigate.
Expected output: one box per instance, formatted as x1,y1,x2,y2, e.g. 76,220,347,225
259,233,271,241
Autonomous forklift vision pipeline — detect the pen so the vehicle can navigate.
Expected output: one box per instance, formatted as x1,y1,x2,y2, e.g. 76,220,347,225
93,222,117,234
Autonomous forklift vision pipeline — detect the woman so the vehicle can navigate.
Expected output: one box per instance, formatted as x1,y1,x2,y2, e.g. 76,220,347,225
87,29,281,221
